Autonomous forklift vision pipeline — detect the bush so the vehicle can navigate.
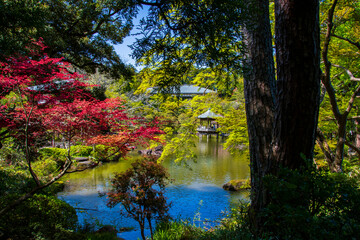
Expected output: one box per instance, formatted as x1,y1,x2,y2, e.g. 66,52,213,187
0,163,33,196
70,145,93,157
0,144,25,165
153,209,253,240
1,158,65,197
107,158,171,240
33,157,59,177
82,232,119,240
91,144,119,162
153,220,202,240
261,166,360,239
38,147,68,167
0,194,79,240
39,145,93,159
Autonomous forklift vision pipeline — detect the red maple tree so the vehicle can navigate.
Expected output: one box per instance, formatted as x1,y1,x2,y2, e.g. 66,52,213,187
0,40,163,215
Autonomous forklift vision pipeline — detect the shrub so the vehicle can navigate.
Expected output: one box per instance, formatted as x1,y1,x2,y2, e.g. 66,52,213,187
0,161,66,196
82,232,119,240
261,166,360,239
70,145,93,157
153,220,202,240
91,144,119,162
38,147,68,167
33,157,59,177
107,158,171,240
0,163,33,196
0,143,25,165
0,194,78,240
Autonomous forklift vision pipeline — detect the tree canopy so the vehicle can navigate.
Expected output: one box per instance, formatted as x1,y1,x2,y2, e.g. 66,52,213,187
0,40,162,216
0,0,137,78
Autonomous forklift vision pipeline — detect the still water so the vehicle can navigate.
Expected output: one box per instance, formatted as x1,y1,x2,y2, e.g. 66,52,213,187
58,137,250,239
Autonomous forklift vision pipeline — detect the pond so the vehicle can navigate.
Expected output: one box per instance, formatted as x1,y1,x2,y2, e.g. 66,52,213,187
57,136,250,239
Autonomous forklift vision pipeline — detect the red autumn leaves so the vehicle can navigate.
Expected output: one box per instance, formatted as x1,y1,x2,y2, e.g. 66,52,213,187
0,40,162,152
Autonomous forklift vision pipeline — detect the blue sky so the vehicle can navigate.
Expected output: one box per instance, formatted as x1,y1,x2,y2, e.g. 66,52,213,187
114,34,137,66
114,6,149,68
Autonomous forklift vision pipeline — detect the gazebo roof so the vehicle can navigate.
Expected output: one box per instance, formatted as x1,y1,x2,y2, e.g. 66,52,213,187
197,109,223,119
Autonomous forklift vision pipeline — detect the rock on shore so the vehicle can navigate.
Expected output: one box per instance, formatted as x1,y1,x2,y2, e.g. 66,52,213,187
138,145,163,158
223,179,250,191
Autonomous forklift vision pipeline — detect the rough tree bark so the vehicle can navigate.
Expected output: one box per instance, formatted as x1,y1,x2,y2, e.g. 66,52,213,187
242,0,320,232
272,0,320,168
242,0,276,230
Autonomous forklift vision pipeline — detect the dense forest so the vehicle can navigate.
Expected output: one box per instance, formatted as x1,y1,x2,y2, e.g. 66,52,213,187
1,0,360,239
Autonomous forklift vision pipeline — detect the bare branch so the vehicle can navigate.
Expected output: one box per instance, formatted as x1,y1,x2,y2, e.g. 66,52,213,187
347,116,360,120
319,82,326,104
321,0,342,122
345,84,360,114
332,64,360,82
320,116,360,121
316,128,335,165
345,140,360,157
331,34,360,51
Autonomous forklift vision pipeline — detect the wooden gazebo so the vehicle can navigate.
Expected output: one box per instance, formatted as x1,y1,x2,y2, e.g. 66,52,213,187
197,109,222,136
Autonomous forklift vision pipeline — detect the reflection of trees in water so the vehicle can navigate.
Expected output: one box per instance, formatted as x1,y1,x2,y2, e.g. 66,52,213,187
164,138,249,186
62,161,133,192
196,136,249,183
58,139,250,240
198,135,225,158
62,139,249,193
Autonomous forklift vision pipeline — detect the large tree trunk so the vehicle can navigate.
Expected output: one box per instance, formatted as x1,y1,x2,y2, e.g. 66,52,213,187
273,0,320,168
242,0,276,230
242,0,320,234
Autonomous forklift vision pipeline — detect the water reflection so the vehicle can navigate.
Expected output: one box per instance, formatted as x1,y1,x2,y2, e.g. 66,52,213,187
58,137,250,240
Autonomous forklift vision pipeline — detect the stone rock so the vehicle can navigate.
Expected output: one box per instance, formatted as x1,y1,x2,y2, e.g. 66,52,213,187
67,160,97,172
95,225,117,235
223,179,250,191
74,157,89,162
95,225,127,240
138,145,163,158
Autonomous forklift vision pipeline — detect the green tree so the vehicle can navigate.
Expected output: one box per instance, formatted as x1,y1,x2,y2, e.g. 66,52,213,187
217,82,248,155
0,0,136,78
132,0,321,233
107,158,171,240
192,68,239,97
317,0,360,172
0,42,162,216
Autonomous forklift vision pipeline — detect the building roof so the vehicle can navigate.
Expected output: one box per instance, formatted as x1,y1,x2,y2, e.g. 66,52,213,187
197,109,223,119
148,84,215,98
177,84,215,95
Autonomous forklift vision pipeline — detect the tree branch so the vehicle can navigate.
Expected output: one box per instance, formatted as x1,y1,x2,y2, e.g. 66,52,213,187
345,84,360,114
321,0,342,122
140,1,196,31
345,140,360,157
316,127,335,165
332,64,360,82
331,34,360,51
